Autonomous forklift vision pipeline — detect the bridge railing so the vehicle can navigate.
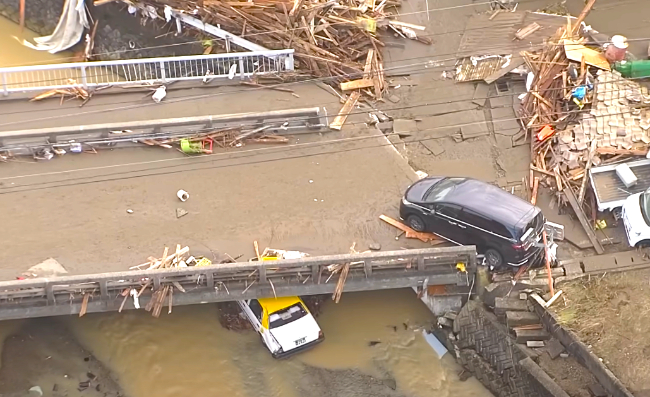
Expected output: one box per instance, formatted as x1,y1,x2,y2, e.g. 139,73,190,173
0,247,476,319
0,49,295,96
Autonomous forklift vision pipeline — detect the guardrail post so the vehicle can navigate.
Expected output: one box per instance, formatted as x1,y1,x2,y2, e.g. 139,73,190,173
363,260,372,277
311,264,319,283
80,66,88,89
160,61,166,83
238,57,245,80
45,283,55,305
206,272,214,288
259,266,267,283
417,256,425,271
99,280,108,301
1,73,7,96
285,54,294,71
153,276,161,290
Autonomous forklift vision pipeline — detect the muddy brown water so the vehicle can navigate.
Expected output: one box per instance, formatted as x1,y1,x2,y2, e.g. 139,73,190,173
0,290,492,397
0,17,70,67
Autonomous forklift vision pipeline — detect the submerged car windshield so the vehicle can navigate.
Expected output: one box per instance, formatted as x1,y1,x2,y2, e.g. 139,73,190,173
269,304,307,329
640,189,650,226
424,178,465,202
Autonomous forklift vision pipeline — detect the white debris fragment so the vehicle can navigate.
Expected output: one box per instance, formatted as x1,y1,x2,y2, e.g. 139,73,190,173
128,5,137,14
130,288,140,309
163,5,173,22
228,64,238,80
177,189,190,202
126,209,134,214
152,86,167,103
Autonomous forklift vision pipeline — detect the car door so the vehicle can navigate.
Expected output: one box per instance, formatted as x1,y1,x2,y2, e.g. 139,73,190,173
239,299,263,332
431,203,465,244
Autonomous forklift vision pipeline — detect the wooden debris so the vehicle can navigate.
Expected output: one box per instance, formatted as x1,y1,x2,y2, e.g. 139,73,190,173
530,177,539,205
379,214,442,244
330,91,360,130
340,79,374,91
150,0,423,80
79,293,90,317
515,22,541,40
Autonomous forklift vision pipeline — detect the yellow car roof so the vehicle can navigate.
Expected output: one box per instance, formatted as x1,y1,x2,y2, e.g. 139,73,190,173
258,296,303,314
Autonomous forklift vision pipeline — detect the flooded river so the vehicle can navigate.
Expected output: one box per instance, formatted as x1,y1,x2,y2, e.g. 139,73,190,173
0,290,492,397
0,16,69,67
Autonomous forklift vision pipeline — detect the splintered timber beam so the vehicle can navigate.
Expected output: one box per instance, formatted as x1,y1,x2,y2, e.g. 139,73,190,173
330,91,360,130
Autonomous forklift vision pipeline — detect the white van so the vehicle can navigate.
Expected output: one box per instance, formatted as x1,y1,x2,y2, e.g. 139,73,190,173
622,188,650,247
237,296,324,358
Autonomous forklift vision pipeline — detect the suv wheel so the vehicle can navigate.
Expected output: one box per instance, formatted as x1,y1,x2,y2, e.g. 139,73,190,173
406,215,425,232
484,248,503,267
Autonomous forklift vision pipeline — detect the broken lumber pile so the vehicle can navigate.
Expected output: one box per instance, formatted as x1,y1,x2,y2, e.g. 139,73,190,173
147,0,428,79
519,20,649,251
123,244,199,317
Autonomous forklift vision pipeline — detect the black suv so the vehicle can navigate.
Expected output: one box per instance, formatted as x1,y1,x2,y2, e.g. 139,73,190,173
399,177,545,267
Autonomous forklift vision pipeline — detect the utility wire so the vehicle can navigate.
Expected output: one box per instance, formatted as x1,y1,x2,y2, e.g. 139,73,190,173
0,46,646,130
3,95,648,191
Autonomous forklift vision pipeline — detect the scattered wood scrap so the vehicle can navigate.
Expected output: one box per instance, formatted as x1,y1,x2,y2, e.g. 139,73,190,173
330,91,360,130
379,214,443,244
150,0,429,79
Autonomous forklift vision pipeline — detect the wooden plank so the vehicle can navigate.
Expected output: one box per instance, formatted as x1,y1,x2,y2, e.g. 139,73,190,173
289,0,303,16
371,52,382,100
564,39,610,70
330,91,360,130
378,215,440,243
530,177,539,205
553,166,563,191
572,0,596,35
578,139,597,204
363,49,374,79
515,22,541,40
562,177,605,254
340,79,374,91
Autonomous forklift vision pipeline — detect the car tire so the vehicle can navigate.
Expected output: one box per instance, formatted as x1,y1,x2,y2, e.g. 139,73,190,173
484,248,504,268
406,214,426,232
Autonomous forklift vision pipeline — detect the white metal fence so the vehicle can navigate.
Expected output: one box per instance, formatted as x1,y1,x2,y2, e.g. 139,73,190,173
0,50,294,96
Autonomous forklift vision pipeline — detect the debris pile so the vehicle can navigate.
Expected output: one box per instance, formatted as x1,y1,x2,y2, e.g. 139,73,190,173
144,0,429,78
1,125,290,163
520,27,648,188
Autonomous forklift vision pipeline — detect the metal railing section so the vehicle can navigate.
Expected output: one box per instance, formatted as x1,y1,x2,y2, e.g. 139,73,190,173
0,49,295,95
0,247,476,306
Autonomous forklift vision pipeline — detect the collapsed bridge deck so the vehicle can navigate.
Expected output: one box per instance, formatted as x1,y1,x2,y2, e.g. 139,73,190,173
0,247,476,320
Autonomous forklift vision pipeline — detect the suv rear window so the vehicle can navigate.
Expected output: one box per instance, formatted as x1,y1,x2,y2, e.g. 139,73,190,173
269,304,307,329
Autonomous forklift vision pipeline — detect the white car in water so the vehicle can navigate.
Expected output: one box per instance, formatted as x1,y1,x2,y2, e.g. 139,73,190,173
237,296,324,358
622,188,650,247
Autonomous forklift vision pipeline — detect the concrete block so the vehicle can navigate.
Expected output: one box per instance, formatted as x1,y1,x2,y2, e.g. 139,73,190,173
546,338,565,359
505,311,541,327
421,139,445,156
526,340,545,348
515,329,550,343
393,119,417,137
495,297,529,314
